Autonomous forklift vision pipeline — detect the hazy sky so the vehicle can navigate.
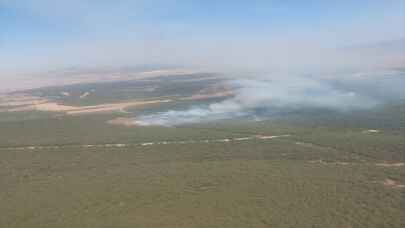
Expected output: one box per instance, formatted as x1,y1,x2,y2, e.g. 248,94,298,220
1,0,404,75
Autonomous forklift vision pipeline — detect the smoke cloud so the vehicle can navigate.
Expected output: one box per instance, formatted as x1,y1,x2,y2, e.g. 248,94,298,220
134,71,405,126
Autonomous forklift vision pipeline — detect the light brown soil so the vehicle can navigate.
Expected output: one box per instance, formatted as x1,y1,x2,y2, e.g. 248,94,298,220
382,179,405,188
8,102,78,112
362,129,380,133
0,94,48,107
375,162,405,167
107,117,137,126
66,99,172,115
2,93,172,115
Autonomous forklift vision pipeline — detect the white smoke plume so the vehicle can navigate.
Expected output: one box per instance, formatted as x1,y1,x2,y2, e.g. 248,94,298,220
134,73,403,126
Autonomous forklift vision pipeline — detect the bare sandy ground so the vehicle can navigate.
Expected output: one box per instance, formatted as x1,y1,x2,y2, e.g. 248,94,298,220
382,179,405,188
8,102,77,112
2,68,201,93
1,83,234,116
138,69,197,77
68,100,172,115
2,94,172,115
107,117,137,126
0,94,48,107
362,129,381,133
375,162,405,167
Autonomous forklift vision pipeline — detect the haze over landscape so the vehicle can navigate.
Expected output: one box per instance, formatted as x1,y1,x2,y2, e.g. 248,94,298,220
1,1,404,77
1,1,405,228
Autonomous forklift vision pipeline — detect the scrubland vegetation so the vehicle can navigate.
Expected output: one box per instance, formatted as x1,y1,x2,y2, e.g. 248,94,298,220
1,76,404,227
1,108,405,227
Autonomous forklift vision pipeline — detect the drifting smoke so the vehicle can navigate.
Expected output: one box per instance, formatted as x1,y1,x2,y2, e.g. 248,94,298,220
134,72,405,127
